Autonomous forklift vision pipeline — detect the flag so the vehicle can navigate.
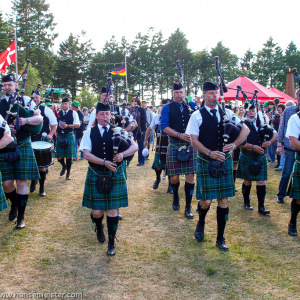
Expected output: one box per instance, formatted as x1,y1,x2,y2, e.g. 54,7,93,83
111,64,126,76
0,41,16,74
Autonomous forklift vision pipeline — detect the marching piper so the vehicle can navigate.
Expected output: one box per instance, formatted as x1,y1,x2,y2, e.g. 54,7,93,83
80,102,137,256
186,81,249,251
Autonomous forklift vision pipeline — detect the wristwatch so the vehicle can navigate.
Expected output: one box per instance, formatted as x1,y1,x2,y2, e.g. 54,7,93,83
27,118,31,124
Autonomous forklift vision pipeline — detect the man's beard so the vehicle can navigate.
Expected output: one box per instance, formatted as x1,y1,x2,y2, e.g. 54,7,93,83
246,116,257,123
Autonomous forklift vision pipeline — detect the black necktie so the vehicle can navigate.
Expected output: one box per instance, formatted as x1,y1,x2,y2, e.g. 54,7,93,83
180,103,184,113
102,126,108,139
210,109,218,123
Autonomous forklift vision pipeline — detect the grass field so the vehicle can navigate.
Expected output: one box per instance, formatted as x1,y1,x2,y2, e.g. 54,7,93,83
0,151,299,300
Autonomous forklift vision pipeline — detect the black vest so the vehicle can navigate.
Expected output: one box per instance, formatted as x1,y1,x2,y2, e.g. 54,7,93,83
31,105,50,141
88,125,114,170
57,109,74,134
244,120,261,146
198,107,224,151
0,96,30,142
168,102,190,133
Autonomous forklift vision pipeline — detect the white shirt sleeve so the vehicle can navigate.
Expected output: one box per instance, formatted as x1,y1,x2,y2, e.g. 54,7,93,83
186,110,202,136
72,110,80,125
286,114,300,139
44,106,58,126
23,96,40,114
79,128,92,151
0,115,10,132
88,110,96,128
149,114,159,129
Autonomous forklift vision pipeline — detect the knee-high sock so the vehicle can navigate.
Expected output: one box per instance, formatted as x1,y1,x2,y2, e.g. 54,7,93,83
171,182,180,199
217,206,229,241
197,202,210,226
16,194,28,221
58,158,66,168
290,199,300,225
39,170,47,191
184,182,194,209
155,168,162,182
5,189,17,207
233,170,237,184
256,185,266,208
107,216,119,245
66,158,72,174
242,183,252,205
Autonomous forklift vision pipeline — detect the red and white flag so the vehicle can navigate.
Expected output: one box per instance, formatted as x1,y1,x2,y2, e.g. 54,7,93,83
0,41,16,74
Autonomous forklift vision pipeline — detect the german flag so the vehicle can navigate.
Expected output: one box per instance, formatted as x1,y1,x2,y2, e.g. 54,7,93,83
111,64,126,76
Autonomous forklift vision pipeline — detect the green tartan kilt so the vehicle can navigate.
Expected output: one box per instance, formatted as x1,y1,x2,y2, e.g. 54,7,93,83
196,152,235,200
0,138,40,181
55,132,76,158
289,153,300,199
82,165,128,210
166,137,197,176
236,149,267,181
152,153,166,170
0,172,7,211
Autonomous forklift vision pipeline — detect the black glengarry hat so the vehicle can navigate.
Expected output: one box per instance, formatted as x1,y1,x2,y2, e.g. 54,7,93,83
2,74,16,82
96,102,110,112
101,86,107,94
62,98,69,103
162,99,170,105
203,81,218,92
173,82,183,90
31,90,41,96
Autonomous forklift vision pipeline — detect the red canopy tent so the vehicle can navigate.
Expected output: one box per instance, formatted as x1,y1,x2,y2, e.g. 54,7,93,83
218,75,283,103
269,87,297,104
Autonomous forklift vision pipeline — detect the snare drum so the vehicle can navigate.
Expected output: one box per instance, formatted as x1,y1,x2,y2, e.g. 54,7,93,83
155,134,169,154
31,141,54,167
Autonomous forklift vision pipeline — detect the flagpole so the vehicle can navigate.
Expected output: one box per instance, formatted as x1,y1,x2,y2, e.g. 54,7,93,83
125,53,128,91
14,17,18,80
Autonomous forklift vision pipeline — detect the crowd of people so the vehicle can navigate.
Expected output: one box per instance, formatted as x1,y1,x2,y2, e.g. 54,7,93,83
1,73,300,257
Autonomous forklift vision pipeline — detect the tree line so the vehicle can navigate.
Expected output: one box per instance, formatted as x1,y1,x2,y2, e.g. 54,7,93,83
1,0,300,107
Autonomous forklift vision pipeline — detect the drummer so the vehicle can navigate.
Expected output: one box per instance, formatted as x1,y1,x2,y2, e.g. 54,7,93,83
144,99,172,192
30,90,57,196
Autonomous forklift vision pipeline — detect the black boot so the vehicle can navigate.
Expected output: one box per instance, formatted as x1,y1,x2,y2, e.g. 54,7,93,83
107,216,119,256
58,158,66,176
184,182,194,219
66,158,72,180
257,185,270,215
153,169,162,189
242,183,253,210
30,180,38,193
166,176,173,194
39,171,47,197
195,202,210,242
216,206,229,251
16,194,28,229
289,199,300,236
171,182,180,211
5,189,18,221
90,213,105,243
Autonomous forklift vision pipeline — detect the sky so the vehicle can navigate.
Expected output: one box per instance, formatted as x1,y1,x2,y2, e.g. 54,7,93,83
1,0,300,59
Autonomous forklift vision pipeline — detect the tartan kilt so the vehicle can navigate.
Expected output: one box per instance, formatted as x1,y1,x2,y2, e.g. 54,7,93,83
0,172,7,211
82,165,128,210
196,152,235,200
152,153,166,170
55,132,76,158
0,138,40,181
289,153,300,199
236,149,267,181
166,137,197,176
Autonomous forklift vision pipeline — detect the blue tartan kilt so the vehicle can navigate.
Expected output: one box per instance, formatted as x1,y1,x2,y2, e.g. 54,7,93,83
166,137,197,176
55,132,76,158
152,153,166,170
0,138,40,181
236,149,267,181
82,165,128,210
196,152,235,200
0,172,7,211
289,153,300,199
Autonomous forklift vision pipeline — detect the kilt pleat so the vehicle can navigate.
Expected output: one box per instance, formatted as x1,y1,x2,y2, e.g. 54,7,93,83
0,138,40,181
236,149,267,181
82,165,128,210
196,153,235,200
55,132,76,158
152,153,166,170
166,137,197,176
0,172,7,211
289,153,300,199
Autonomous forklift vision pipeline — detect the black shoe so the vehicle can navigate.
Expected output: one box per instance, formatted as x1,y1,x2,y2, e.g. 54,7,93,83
258,207,270,215
153,180,160,189
277,198,284,204
137,163,144,166
66,173,71,180
16,218,26,229
40,190,46,197
172,196,180,211
166,186,173,194
8,205,18,221
244,203,253,210
185,207,194,219
30,180,38,193
216,238,229,251
107,242,116,256
288,222,298,236
95,224,105,243
118,214,123,220
60,167,66,176
195,222,204,242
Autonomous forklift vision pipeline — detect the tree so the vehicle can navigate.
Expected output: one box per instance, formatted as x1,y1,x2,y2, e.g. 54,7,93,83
285,41,300,70
77,86,98,109
11,0,57,84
